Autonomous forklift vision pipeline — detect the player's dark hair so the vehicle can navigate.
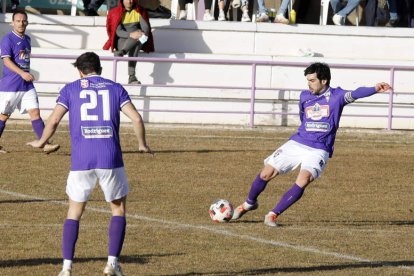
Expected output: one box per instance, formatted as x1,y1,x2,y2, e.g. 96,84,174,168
73,52,102,75
304,62,331,86
12,11,28,21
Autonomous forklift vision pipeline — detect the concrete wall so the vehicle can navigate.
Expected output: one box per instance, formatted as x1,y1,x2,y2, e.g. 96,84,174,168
0,14,413,129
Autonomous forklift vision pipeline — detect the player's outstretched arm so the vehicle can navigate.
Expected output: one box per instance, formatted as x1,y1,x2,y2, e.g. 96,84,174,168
375,82,392,93
121,102,154,156
27,105,67,148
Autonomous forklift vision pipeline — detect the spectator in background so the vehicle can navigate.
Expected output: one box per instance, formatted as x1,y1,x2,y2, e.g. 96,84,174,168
255,0,293,24
11,0,19,11
203,0,225,21
83,0,105,16
330,0,361,25
400,0,413,27
103,0,154,84
177,0,193,19
386,0,399,26
274,0,291,24
255,0,269,22
231,0,251,22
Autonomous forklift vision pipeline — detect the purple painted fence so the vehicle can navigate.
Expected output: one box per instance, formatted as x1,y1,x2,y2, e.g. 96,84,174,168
31,54,414,130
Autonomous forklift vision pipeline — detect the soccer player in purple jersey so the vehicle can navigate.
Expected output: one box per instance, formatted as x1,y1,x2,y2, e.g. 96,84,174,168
0,11,59,154
27,52,153,276
231,62,392,227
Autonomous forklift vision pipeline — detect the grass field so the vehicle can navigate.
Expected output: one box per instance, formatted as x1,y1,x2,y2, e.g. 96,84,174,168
0,120,413,275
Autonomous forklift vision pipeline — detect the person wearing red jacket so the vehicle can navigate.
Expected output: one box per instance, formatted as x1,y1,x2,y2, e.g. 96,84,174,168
103,0,154,84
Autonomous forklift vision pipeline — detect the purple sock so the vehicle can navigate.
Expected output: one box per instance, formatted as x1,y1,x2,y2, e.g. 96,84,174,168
0,120,5,137
62,219,79,260
108,216,126,257
31,118,45,139
246,174,268,205
273,183,304,215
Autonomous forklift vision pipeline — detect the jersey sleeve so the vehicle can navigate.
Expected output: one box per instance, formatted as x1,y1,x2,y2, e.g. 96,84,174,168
56,85,70,110
0,35,12,58
347,87,377,103
119,85,131,109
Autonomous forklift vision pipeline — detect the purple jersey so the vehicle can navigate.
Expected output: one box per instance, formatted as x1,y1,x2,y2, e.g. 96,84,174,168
290,86,376,157
0,31,34,92
57,75,131,170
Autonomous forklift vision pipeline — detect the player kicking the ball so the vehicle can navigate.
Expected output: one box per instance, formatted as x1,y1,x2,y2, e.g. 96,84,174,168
28,52,153,275
231,62,392,227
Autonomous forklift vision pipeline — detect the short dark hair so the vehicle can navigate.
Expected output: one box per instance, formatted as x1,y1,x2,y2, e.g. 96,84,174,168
12,11,28,21
73,52,102,75
304,62,331,86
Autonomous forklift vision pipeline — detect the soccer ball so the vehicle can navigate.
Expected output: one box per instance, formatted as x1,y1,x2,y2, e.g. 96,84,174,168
209,199,234,223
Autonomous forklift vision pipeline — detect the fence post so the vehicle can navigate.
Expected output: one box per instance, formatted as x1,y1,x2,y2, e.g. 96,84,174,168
387,68,395,130
249,63,257,128
112,58,118,82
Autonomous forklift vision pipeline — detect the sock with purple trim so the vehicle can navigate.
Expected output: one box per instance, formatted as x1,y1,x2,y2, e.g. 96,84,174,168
273,183,304,215
246,174,268,205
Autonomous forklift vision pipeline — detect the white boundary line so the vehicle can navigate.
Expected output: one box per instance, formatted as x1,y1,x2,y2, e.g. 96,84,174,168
0,189,413,272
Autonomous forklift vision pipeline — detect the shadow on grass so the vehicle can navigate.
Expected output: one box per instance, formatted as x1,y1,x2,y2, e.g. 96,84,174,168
0,199,67,204
0,253,182,268
165,260,414,275
122,149,270,154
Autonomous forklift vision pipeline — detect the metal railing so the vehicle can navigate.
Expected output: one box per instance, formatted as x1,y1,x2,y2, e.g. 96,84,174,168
31,53,414,130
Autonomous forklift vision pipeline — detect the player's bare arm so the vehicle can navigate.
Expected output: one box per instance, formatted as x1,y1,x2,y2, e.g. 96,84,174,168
3,57,34,82
375,82,392,93
121,102,154,155
27,105,67,148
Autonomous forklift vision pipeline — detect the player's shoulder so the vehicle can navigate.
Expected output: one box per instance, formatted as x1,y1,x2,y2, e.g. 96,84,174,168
330,86,349,95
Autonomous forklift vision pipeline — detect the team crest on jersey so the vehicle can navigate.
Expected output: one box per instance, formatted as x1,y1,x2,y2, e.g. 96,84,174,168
305,103,329,120
18,49,30,61
81,79,89,88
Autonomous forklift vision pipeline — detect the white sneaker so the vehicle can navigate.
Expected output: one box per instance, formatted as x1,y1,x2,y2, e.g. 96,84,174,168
203,12,215,21
241,11,251,22
218,10,226,21
0,145,7,153
179,10,187,20
274,13,289,24
256,13,269,22
231,202,258,220
332,13,345,25
104,263,125,276
264,212,278,227
58,268,71,276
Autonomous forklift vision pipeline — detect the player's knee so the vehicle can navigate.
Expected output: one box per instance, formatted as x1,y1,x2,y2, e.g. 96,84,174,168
0,113,9,121
260,167,278,181
28,108,41,119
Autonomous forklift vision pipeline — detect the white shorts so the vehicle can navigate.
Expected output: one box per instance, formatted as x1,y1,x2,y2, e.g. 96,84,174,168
0,88,39,115
66,167,129,203
264,140,329,179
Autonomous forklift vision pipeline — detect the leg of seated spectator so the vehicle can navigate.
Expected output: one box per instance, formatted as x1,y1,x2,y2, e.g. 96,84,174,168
127,44,143,84
203,0,215,20
178,0,187,19
329,0,343,14
337,0,360,17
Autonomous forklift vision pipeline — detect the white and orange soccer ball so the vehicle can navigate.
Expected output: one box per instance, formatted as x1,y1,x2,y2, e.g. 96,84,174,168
209,199,234,223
